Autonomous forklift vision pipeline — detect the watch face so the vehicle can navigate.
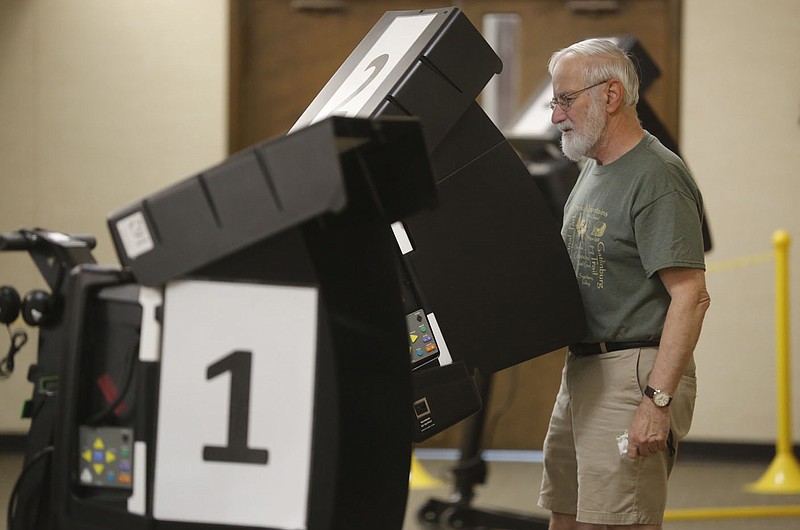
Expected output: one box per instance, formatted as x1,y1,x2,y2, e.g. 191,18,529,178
653,391,671,407
646,386,672,407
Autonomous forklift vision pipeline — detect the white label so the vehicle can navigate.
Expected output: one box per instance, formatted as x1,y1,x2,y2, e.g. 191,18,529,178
127,441,147,516
138,287,162,362
153,280,318,529
391,221,414,255
116,211,154,260
426,312,452,366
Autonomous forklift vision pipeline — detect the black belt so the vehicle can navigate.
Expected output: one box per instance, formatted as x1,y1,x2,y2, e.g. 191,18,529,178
570,340,660,356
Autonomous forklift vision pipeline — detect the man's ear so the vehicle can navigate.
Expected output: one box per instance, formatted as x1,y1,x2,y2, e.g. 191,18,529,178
606,79,624,112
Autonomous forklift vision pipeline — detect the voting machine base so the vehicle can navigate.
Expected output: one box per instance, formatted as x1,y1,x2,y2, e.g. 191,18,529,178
417,373,549,530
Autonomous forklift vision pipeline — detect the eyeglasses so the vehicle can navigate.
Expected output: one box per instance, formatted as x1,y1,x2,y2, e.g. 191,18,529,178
549,80,610,111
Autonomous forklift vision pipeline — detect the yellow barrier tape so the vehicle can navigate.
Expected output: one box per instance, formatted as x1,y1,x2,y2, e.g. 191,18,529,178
706,252,773,274
665,504,800,521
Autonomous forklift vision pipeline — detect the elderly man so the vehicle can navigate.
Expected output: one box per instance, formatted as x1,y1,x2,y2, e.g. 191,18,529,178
537,39,711,530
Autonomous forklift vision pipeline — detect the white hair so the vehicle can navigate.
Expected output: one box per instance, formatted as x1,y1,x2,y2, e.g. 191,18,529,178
548,38,640,107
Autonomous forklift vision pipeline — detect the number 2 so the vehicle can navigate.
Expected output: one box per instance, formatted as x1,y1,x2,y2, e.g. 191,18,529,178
333,53,390,113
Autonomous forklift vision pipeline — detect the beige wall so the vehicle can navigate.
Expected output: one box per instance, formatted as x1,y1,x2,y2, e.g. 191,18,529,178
2,0,800,445
0,1,228,432
681,0,800,442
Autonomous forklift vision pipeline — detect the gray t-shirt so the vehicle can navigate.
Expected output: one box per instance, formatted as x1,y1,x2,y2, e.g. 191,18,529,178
561,132,705,343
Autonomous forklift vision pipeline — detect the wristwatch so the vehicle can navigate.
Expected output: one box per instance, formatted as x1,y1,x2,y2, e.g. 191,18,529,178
644,385,672,407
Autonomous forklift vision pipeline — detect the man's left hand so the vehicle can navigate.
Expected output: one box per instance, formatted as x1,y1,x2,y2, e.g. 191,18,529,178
626,400,670,459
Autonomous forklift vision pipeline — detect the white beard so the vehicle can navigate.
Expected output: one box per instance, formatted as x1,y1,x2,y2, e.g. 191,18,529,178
559,96,606,162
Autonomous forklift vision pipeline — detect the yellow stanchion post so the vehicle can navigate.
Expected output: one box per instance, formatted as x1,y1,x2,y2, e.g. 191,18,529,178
747,230,800,494
409,452,445,490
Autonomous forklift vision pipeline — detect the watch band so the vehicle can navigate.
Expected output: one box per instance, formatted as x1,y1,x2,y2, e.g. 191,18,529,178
644,385,672,407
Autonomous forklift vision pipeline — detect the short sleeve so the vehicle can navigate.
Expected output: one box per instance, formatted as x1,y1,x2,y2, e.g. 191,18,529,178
634,190,706,277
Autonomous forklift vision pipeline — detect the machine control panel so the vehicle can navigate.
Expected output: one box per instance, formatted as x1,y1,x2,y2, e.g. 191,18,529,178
406,309,439,367
78,426,134,489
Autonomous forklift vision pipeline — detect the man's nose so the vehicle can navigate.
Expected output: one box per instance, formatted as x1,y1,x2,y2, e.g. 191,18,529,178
551,104,566,124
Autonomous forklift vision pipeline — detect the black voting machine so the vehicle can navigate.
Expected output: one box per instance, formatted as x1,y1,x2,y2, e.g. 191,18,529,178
290,9,583,529
4,118,435,529
5,7,588,530
8,117,436,530
291,6,584,430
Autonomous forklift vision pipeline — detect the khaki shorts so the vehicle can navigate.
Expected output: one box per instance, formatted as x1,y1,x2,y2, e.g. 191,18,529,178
537,347,697,525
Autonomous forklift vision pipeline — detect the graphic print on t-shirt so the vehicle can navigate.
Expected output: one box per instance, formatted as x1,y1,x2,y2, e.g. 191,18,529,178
565,204,608,290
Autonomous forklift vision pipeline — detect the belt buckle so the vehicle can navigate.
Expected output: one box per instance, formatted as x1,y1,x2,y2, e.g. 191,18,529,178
599,342,609,354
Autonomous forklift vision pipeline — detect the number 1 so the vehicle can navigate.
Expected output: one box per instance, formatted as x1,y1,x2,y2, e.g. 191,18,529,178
203,350,269,465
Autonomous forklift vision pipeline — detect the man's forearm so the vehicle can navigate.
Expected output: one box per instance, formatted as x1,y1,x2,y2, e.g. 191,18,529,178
648,267,711,394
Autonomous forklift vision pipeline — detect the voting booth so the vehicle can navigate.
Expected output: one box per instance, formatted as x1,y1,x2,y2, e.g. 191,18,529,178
8,7,587,530
5,117,434,530
291,6,586,442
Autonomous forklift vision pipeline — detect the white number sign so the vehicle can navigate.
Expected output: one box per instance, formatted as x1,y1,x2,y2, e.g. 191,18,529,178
153,280,318,529
291,12,439,133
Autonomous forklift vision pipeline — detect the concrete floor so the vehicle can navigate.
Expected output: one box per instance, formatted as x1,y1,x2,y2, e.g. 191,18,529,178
3,450,800,529
405,453,800,530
